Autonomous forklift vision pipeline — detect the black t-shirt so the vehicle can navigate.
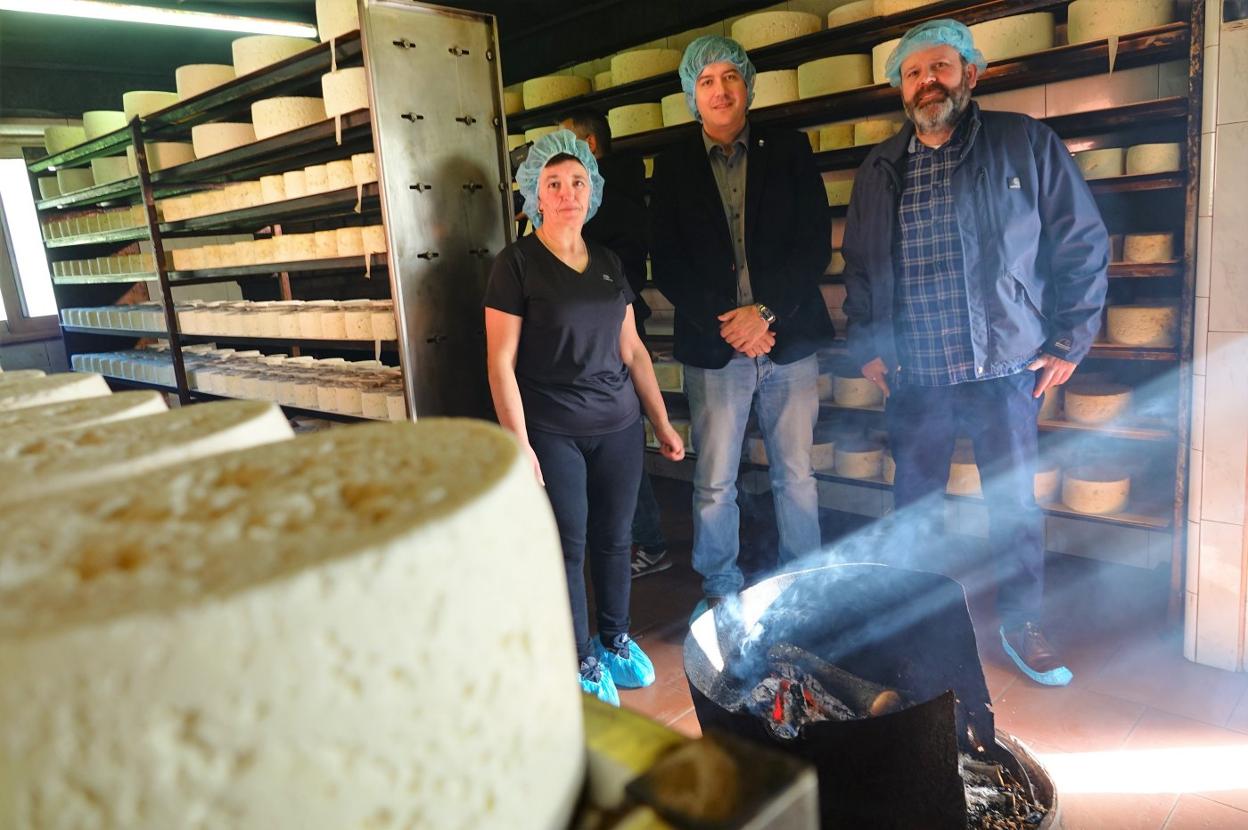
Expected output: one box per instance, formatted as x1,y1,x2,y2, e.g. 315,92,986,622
485,234,639,436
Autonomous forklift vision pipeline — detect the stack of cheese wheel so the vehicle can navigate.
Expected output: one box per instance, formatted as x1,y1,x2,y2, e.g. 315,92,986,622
731,10,821,51
1064,381,1132,424
833,371,883,408
322,68,369,117
83,110,127,139
798,55,873,98
1123,233,1175,263
0,372,111,412
607,103,663,137
1075,147,1125,179
824,176,855,206
828,0,877,28
593,70,613,91
176,64,234,100
503,89,524,115
1106,303,1178,347
1067,0,1174,45
315,0,359,41
752,70,800,109
232,34,314,76
855,119,899,145
836,439,884,479
946,442,982,497
1062,465,1131,514
1126,142,1181,174
191,123,256,158
252,97,326,140
522,75,590,109
872,37,902,85
661,92,694,126
1034,460,1061,503
967,12,1055,62
820,123,855,150
0,390,165,437
0,419,584,830
122,90,178,121
44,125,87,155
610,49,680,85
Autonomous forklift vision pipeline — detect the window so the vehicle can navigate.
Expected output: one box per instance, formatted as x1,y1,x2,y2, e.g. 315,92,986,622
0,157,59,337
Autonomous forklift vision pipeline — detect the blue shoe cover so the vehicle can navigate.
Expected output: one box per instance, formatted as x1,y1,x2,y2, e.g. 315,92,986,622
594,633,656,689
690,599,711,626
1000,625,1073,687
578,656,620,706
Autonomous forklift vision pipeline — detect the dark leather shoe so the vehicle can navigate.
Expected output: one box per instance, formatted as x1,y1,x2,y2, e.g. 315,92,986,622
1000,622,1073,686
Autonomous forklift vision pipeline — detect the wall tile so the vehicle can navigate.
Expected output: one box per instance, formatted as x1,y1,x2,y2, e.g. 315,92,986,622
1194,519,1245,671
1184,590,1198,661
1190,447,1204,521
1206,0,1221,48
1159,60,1190,98
1202,331,1248,525
1203,44,1220,130
1199,130,1217,217
1045,66,1159,117
1209,121,1248,331
1218,24,1248,124
1191,374,1207,452
1194,296,1210,376
1196,216,1213,298
1187,519,1202,590
976,85,1046,119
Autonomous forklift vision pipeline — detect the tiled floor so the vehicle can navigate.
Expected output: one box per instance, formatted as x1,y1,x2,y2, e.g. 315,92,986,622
615,479,1248,830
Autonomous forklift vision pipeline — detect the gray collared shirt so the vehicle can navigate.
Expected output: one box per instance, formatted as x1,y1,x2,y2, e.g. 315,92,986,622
703,124,752,306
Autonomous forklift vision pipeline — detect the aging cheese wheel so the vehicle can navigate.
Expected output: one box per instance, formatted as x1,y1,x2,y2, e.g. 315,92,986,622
1034,461,1061,503
828,251,846,275
44,126,87,155
1038,387,1061,420
946,447,982,497
752,69,800,109
0,391,165,439
1064,382,1132,424
882,451,896,485
876,0,940,14
37,178,60,199
260,174,286,203
819,123,855,150
0,373,111,412
191,122,255,158
1075,147,1125,180
90,157,131,186
315,0,359,41
326,159,354,190
872,37,902,85
0,420,583,830
661,92,694,126
967,13,1055,62
652,360,683,392
524,125,560,145
362,225,387,255
283,169,308,198
610,49,681,85
1067,0,1174,45
126,142,194,174
56,168,94,194
371,307,398,341
1122,233,1175,264
854,119,899,145
314,230,338,259
121,90,178,121
824,178,855,206
1062,465,1131,514
251,97,326,140
348,151,377,185
1125,142,1181,175
522,75,590,110
833,373,883,408
83,110,126,139
176,64,234,100
322,68,369,117
503,90,524,115
798,55,873,98
1106,303,1178,346
593,70,614,91
828,1,877,28
607,103,663,137
731,11,821,51
836,440,884,479
232,34,315,76
336,227,365,257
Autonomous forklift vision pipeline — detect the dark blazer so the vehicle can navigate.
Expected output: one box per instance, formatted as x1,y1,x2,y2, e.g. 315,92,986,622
584,151,650,322
650,122,834,369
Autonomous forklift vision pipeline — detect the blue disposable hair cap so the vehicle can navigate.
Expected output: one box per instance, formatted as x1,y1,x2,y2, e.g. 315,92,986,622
884,18,986,87
678,35,756,122
515,128,604,228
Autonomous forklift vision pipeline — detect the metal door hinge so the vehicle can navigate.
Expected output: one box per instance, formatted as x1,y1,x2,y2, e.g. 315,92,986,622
417,251,440,260
402,112,424,122
448,46,470,56
394,38,416,48
410,182,433,192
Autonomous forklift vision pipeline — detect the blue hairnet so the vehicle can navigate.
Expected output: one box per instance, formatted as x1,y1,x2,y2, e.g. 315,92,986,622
884,19,986,87
678,35,756,122
516,128,604,228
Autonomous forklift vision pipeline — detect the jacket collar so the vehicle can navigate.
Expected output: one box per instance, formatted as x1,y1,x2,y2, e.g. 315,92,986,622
874,101,984,184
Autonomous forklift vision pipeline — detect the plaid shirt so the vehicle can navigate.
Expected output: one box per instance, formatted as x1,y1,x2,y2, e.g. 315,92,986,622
895,115,980,387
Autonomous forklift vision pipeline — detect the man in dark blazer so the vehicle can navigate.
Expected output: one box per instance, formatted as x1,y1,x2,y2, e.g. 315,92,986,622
650,35,834,615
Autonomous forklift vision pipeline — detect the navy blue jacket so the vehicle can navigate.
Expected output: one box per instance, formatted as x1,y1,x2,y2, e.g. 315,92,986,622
842,103,1109,376
650,123,834,369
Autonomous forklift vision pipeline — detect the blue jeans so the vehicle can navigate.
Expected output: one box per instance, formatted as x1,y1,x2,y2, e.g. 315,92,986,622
885,371,1044,628
685,353,822,597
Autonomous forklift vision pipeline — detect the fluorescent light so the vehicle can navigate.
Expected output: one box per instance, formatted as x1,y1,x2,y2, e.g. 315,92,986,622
0,0,317,37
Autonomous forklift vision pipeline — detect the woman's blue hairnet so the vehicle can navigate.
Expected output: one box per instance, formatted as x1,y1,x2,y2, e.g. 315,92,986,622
678,35,756,122
516,128,604,228
884,19,986,87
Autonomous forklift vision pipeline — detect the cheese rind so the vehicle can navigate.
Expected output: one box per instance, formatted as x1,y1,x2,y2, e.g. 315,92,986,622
322,68,369,117
1063,382,1132,425
251,97,327,140
836,440,884,479
522,75,590,110
661,92,694,126
1067,0,1174,45
1075,147,1125,180
872,37,903,85
828,0,876,28
1122,233,1175,264
731,11,821,51
191,123,256,158
607,104,663,138
1106,303,1178,347
315,0,359,41
44,126,87,155
0,390,165,439
967,13,1055,62
832,373,883,408
946,448,982,497
610,49,681,86
232,35,315,76
854,119,899,145
751,70,800,109
1034,461,1061,503
819,123,855,150
1062,466,1131,515
122,90,178,121
83,111,127,140
798,55,873,98
0,373,112,412
176,64,234,100
1125,142,1181,175
593,71,614,91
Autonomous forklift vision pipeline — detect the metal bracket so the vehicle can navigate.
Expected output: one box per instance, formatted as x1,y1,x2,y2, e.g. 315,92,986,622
394,38,416,48
417,251,440,260
455,115,477,125
462,181,483,193
486,49,495,61
448,46,471,56
410,183,433,192
426,334,449,344
469,247,490,257
401,112,425,122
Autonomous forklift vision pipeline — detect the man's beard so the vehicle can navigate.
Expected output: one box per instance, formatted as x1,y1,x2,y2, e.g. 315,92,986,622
904,75,972,135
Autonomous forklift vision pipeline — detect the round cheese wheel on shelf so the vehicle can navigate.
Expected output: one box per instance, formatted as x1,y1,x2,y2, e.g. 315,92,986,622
0,390,165,439
1062,465,1131,515
828,251,846,275
304,164,330,194
83,110,126,139
1075,147,1125,180
232,34,315,76
607,103,663,137
524,125,559,145
362,225,387,254
1123,233,1175,264
798,54,873,99
872,37,902,85
1039,387,1062,420
371,307,398,341
122,90,178,121
191,122,255,158
44,125,87,155
824,178,854,206
833,373,883,408
882,451,896,485
260,174,286,203
327,159,354,190
351,152,378,184
176,64,234,100
386,394,407,421
661,92,694,126
819,123,855,150
1063,382,1132,424
876,0,939,14
1034,461,1061,503
322,68,369,117
315,0,359,41
1106,303,1178,347
593,70,613,91
828,1,876,28
283,169,308,198
37,178,60,199
314,230,338,259
1067,0,1174,45
0,373,111,412
56,168,94,193
967,12,1055,62
251,97,326,140
1125,142,1181,175
610,49,680,85
752,69,800,109
503,90,523,115
836,440,884,480
125,142,194,174
946,447,982,496
731,11,821,51
854,119,899,145
90,157,131,186
522,75,590,110
344,302,374,340
336,226,365,256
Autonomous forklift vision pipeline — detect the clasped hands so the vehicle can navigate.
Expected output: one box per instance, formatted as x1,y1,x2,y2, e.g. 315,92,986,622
717,305,774,358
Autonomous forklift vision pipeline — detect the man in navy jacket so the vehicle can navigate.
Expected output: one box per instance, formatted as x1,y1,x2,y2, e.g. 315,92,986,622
843,20,1108,686
651,36,834,614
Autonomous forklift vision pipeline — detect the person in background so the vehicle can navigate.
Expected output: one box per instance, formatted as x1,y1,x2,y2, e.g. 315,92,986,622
558,106,671,580
649,36,833,619
484,130,685,706
841,20,1108,687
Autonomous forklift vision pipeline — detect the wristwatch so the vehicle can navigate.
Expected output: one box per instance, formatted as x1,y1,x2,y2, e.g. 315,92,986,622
756,304,777,325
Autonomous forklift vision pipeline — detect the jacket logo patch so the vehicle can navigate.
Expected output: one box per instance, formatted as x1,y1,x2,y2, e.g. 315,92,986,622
601,273,613,281
1008,176,1021,189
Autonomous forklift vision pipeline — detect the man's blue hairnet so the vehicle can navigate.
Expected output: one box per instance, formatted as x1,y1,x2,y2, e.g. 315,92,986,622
516,128,604,228
884,19,986,88
678,35,756,122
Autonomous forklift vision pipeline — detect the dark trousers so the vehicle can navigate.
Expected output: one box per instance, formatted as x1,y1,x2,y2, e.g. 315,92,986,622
885,371,1044,628
529,420,644,662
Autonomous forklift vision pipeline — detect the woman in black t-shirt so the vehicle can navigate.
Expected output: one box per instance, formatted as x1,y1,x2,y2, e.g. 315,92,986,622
485,130,684,706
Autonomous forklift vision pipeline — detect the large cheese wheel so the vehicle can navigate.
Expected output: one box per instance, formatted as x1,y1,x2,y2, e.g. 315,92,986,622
503,90,524,115
828,1,877,28
252,97,326,140
752,69,800,109
0,420,583,830
854,119,899,145
126,142,194,174
232,35,315,76
1062,466,1131,515
90,157,131,186
1034,461,1061,503
1122,233,1175,264
882,451,896,485
798,54,873,99
44,125,86,155
836,440,884,479
610,49,680,85
36,178,60,199
872,37,902,85
122,90,178,121
315,0,359,41
191,122,255,158
283,169,308,198
833,373,883,408
0,373,111,412
55,168,92,196
322,68,369,117
1075,147,1125,179
522,75,590,110
824,178,854,206
607,103,663,137
661,92,694,126
83,110,127,139
820,123,855,150
652,361,683,392
352,152,378,184
1106,303,1178,346
1039,387,1061,420
327,159,354,190
176,64,234,100
0,390,165,439
1064,382,1132,425
968,13,1055,62
876,0,939,14
593,70,613,91
1067,0,1174,45
1125,142,1181,175
524,125,559,145
731,11,821,51
946,448,982,496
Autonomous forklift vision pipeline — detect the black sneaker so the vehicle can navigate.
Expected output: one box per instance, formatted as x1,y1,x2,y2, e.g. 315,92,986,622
630,545,672,579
